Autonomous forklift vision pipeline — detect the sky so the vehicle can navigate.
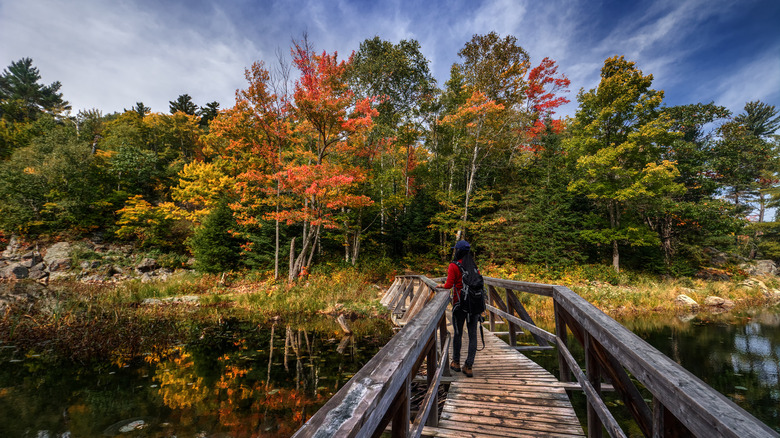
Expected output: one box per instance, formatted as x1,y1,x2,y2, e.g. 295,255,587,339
1,0,778,119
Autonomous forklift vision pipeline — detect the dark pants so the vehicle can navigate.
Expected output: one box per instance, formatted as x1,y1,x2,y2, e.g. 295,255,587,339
452,307,479,367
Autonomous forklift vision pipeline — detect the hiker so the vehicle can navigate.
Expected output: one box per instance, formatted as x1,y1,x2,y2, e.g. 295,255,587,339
437,240,480,377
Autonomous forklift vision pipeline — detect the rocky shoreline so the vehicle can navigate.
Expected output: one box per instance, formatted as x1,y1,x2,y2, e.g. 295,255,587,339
0,236,191,284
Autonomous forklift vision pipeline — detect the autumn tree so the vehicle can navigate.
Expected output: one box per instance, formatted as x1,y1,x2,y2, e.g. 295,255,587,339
568,56,683,272
272,42,376,280
435,33,539,243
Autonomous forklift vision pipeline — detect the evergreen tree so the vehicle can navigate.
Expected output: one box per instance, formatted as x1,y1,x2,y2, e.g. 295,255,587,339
189,199,243,273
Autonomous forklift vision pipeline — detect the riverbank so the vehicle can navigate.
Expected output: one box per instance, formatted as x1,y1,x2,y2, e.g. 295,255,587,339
3,260,780,362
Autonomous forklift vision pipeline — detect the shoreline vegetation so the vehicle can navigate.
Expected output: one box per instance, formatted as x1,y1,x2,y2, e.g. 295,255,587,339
3,258,780,364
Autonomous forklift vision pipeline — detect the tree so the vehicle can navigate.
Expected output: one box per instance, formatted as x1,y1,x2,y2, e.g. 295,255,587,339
439,90,507,240
188,198,243,273
0,58,70,122
455,32,529,106
272,42,376,280
169,94,198,115
126,102,151,118
349,37,436,253
198,101,220,126
736,100,780,138
568,56,683,272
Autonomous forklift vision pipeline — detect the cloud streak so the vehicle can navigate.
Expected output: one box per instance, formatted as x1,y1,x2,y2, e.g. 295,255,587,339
0,0,776,118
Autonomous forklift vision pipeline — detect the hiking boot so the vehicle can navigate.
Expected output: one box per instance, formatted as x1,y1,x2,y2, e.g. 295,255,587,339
450,361,461,372
462,364,473,377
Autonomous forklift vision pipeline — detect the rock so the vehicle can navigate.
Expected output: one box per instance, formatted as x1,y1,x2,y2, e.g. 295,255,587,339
28,263,49,281
21,251,42,266
141,298,163,305
79,260,101,270
47,258,72,272
703,247,729,267
675,294,699,309
162,295,200,304
0,281,49,311
43,242,72,272
739,278,769,294
740,259,777,277
0,263,28,280
136,258,158,273
1,235,22,259
704,295,735,311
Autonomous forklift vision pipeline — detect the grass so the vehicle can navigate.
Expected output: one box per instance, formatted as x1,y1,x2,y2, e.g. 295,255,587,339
479,262,780,324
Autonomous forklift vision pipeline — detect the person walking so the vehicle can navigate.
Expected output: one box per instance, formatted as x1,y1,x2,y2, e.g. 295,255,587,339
437,240,480,377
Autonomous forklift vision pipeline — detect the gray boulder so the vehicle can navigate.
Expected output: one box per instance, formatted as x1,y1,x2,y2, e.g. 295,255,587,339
28,263,49,281
675,294,699,309
704,296,735,309
136,258,159,273
0,263,28,280
1,235,22,259
44,242,72,272
740,260,777,277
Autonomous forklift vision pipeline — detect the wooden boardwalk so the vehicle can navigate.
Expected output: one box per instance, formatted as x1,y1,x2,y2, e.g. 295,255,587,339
423,328,585,438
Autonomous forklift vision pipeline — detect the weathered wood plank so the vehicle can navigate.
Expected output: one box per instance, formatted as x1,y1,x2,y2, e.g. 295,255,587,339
484,276,555,297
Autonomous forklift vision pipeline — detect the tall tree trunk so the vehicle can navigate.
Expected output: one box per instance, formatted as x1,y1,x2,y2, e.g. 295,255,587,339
459,135,481,242
609,200,620,272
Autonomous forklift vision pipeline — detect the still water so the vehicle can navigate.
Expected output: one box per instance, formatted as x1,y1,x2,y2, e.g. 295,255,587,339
521,307,780,435
2,308,779,437
0,317,394,437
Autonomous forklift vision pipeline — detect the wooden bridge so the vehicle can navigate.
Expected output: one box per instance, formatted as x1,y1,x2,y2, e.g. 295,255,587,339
293,275,778,438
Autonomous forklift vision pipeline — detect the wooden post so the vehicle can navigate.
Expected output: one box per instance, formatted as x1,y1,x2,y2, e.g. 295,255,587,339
554,300,572,384
585,332,603,438
426,337,439,427
506,289,517,347
441,315,451,377
653,397,664,438
488,288,496,331
391,376,411,438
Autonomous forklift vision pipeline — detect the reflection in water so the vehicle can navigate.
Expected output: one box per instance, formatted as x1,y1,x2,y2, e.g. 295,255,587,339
0,317,393,437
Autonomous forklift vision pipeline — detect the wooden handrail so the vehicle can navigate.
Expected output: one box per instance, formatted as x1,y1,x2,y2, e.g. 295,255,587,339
296,274,778,438
292,277,449,438
552,285,778,438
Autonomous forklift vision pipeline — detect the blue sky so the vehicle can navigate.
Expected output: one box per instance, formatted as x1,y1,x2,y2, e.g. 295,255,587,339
1,0,778,119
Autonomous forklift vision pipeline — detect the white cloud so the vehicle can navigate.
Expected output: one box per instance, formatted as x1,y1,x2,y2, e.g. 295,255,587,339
708,48,780,114
0,0,258,114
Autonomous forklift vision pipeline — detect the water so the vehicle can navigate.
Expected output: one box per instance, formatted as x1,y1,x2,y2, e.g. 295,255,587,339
517,307,780,435
3,307,778,437
0,317,394,437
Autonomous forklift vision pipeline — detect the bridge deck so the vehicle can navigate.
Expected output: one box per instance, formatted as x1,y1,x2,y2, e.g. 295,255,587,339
423,328,585,438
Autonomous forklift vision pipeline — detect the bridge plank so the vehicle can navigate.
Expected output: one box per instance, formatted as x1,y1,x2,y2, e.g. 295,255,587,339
437,329,585,438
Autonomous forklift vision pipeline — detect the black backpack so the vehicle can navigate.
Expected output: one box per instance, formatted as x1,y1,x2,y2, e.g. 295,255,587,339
455,261,486,316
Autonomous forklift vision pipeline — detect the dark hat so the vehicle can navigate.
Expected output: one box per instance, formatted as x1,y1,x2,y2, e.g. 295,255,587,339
452,240,470,250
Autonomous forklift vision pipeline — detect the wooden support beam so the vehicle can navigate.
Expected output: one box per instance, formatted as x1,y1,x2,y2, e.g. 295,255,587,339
506,288,549,346
585,332,603,438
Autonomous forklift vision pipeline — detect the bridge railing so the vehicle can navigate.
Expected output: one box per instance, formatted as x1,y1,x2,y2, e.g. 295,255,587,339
294,274,777,438
482,276,778,438
292,275,450,438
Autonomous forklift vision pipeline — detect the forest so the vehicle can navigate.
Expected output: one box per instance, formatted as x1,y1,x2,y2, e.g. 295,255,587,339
1,32,779,281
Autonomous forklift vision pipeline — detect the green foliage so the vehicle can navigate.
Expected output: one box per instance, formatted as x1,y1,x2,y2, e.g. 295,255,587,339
0,58,70,123
169,93,198,115
568,56,684,271
188,199,242,273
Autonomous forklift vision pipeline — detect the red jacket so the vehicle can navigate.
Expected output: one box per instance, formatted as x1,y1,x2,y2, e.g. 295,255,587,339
442,261,463,304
